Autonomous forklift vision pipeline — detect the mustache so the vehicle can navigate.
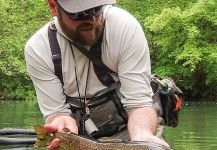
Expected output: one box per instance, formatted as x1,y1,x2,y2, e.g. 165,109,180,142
77,22,96,30
77,21,100,30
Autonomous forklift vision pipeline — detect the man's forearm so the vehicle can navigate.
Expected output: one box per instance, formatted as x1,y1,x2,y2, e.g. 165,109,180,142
127,107,158,141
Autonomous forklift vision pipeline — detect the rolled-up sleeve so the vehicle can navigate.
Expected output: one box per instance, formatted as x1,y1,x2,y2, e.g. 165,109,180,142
118,25,153,111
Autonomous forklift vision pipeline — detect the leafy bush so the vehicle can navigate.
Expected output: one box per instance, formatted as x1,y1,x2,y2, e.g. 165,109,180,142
144,0,217,99
117,0,197,26
0,0,50,100
0,0,216,101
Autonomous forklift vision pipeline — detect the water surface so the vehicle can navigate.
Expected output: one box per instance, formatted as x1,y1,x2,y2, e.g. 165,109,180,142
165,102,217,150
0,101,217,150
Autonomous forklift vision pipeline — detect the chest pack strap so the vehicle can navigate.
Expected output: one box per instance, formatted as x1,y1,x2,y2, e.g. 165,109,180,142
48,23,115,87
48,24,64,85
72,39,116,87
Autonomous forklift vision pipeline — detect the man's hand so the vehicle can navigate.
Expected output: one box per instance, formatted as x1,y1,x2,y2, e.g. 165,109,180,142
131,132,170,148
128,107,170,148
44,114,78,150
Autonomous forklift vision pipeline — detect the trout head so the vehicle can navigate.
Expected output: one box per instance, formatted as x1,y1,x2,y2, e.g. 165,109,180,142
33,125,55,148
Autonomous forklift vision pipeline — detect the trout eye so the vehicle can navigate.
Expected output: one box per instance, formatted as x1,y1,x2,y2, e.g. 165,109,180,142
50,133,54,137
38,136,45,141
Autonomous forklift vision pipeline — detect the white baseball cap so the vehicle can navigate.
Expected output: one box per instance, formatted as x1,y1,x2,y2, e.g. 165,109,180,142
56,0,116,13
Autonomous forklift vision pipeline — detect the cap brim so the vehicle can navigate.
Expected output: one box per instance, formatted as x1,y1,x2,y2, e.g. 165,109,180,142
57,0,116,13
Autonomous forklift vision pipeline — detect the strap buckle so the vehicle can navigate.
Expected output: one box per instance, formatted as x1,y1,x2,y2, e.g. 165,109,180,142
49,18,57,31
52,54,61,62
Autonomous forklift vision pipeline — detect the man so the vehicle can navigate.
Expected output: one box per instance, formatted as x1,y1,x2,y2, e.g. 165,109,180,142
25,0,169,149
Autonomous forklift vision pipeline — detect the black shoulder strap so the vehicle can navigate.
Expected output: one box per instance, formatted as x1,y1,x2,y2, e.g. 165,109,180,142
71,30,115,87
72,41,114,74
48,22,115,87
48,24,64,85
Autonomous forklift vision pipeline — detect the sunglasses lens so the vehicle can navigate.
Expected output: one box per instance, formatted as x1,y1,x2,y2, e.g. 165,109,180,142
92,6,104,16
69,6,104,20
69,13,78,20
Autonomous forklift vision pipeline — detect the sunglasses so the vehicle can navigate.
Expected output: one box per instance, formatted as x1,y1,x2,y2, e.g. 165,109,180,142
56,2,105,20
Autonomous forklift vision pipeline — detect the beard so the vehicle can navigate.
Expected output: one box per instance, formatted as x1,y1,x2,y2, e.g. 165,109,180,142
57,8,104,46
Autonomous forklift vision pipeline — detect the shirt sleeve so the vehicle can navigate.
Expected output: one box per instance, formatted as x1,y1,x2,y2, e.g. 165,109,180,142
103,7,153,111
24,38,71,119
118,25,153,111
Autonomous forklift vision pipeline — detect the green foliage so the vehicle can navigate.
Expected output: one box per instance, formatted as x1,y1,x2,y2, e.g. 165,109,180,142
144,0,217,99
0,0,216,101
117,0,197,26
0,0,50,100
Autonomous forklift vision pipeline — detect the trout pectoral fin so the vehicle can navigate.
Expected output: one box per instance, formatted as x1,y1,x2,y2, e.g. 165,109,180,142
34,139,49,148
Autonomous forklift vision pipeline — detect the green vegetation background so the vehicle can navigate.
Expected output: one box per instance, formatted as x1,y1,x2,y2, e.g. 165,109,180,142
0,0,216,101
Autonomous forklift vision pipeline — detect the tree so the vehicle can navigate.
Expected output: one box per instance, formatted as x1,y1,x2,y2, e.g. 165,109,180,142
0,0,50,100
145,0,217,100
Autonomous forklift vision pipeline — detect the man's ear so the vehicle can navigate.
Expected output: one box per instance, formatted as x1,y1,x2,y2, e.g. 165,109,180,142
48,0,58,16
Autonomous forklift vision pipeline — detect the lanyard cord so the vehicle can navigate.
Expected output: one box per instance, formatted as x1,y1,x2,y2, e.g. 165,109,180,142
69,43,91,104
84,61,91,110
69,42,91,135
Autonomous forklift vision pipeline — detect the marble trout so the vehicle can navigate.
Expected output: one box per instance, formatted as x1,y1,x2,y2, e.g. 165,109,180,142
34,125,171,150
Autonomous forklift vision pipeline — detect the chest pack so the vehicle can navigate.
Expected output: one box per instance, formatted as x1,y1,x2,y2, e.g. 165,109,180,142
48,22,182,128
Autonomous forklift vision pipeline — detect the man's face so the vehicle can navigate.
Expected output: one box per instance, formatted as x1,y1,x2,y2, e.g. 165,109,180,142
56,5,104,46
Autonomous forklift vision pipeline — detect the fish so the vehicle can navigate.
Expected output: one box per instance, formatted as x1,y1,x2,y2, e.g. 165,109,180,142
33,125,171,150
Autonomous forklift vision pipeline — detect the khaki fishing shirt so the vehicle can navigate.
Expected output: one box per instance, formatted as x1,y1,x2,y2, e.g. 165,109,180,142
25,6,153,119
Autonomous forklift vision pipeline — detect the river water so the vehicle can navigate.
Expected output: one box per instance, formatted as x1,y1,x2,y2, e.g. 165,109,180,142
0,100,217,150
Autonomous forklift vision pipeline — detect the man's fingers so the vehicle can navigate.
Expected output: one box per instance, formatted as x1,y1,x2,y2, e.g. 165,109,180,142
54,121,64,132
65,124,78,134
44,118,65,132
43,115,78,150
157,139,170,148
44,124,58,132
48,138,60,150
65,118,78,134
149,136,170,148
